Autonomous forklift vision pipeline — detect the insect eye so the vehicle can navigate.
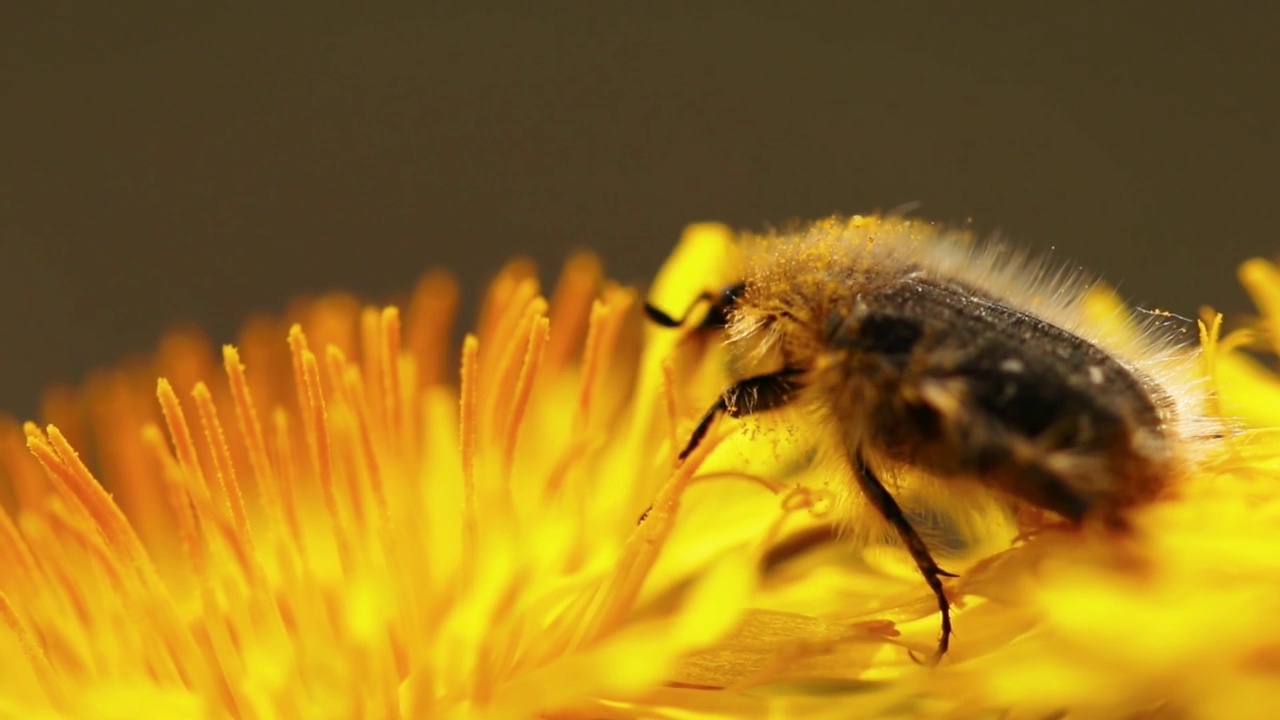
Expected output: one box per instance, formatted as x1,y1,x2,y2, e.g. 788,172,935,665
703,282,745,328
718,282,745,308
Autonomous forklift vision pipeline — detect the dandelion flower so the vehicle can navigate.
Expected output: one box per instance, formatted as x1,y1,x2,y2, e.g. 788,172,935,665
1,220,1279,719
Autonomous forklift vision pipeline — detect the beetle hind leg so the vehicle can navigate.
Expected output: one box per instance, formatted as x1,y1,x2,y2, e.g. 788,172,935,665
850,450,955,663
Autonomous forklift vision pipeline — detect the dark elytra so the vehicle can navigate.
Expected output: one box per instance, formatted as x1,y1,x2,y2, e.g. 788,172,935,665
826,275,1169,518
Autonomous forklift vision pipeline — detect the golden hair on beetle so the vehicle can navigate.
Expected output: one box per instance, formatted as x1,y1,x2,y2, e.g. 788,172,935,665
646,214,1222,661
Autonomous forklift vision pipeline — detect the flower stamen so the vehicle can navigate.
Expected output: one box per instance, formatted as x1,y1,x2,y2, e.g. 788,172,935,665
290,327,351,576
222,345,283,529
26,425,148,582
460,332,481,567
503,314,550,479
192,382,256,558
487,297,548,447
156,379,220,520
378,307,406,462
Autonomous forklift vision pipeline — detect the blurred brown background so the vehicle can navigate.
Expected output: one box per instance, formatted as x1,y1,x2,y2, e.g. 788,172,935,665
2,3,1277,420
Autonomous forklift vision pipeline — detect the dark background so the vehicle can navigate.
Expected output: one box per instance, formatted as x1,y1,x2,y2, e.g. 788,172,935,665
3,3,1277,420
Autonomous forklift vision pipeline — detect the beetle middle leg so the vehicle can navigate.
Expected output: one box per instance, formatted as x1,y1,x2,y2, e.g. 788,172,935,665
638,369,806,525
